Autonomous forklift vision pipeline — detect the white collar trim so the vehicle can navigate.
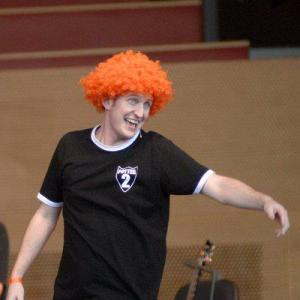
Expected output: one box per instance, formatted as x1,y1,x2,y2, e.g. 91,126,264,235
91,124,140,152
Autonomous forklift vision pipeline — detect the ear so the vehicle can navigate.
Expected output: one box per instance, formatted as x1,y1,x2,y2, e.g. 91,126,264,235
102,99,114,111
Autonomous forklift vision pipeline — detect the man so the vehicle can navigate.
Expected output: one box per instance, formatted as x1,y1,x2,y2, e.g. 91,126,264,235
7,50,289,300
0,222,9,300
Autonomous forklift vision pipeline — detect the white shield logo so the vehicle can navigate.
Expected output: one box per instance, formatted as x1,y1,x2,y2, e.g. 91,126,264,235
116,166,138,193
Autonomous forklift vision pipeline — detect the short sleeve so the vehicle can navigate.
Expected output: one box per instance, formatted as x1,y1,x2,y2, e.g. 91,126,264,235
154,134,214,195
37,137,65,207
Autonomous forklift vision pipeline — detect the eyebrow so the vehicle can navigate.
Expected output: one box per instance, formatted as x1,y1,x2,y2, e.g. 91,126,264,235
127,94,152,102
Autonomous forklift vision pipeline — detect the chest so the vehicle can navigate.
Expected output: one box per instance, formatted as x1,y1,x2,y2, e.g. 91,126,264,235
61,147,158,197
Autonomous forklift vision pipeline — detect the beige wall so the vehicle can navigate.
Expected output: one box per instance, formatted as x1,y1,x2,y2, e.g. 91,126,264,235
0,58,299,299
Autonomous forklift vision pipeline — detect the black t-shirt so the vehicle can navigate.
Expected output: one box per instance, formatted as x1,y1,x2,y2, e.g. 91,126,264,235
38,126,214,300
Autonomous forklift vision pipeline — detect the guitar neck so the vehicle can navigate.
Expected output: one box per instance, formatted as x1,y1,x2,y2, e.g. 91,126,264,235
185,258,204,300
185,241,214,300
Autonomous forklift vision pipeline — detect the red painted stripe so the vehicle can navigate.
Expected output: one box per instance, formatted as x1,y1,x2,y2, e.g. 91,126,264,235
148,47,249,62
0,6,203,53
0,0,145,8
0,47,249,70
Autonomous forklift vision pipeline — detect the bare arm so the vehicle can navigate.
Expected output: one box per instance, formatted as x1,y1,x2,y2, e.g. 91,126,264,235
6,203,61,300
202,173,290,237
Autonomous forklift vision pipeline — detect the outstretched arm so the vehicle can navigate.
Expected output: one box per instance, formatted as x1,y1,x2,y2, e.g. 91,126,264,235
6,203,61,300
202,173,289,237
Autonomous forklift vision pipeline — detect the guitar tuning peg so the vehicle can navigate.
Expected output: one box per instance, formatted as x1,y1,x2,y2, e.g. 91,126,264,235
205,257,212,263
206,240,213,246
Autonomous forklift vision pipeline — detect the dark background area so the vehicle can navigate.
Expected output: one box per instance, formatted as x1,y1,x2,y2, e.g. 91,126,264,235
218,0,300,47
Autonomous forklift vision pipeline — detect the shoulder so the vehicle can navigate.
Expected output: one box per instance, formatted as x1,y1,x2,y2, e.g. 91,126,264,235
142,130,171,144
141,131,177,155
53,128,93,156
60,128,92,144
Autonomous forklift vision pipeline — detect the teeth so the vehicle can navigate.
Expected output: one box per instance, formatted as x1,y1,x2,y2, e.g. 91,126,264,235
126,118,139,125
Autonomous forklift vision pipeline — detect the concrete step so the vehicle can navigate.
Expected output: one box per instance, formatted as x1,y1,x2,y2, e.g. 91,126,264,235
0,1,203,53
0,41,249,70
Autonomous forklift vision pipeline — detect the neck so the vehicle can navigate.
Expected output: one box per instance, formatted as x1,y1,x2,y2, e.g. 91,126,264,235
95,123,115,146
95,123,140,147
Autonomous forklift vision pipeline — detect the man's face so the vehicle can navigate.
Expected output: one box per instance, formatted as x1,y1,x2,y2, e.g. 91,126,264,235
103,92,153,145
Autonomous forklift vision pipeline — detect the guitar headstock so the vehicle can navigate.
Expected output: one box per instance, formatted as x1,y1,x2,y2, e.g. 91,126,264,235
198,240,215,267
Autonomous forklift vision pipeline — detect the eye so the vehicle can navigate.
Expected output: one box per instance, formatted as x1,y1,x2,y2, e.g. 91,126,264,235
144,101,152,110
128,97,138,105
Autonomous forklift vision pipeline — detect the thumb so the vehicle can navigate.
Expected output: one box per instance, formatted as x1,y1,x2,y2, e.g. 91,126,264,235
265,205,275,220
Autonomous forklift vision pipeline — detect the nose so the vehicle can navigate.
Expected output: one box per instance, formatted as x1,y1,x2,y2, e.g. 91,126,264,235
134,103,144,119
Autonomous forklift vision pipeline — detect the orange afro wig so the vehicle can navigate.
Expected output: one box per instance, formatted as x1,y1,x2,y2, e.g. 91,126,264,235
80,50,173,116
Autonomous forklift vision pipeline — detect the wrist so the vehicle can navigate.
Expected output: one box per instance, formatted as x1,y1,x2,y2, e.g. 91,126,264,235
262,195,276,208
8,276,23,285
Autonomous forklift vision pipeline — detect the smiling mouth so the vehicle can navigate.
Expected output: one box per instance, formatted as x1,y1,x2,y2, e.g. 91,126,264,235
125,118,142,130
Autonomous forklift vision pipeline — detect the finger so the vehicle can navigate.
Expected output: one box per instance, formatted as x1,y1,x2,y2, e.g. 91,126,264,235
282,212,290,234
265,206,275,220
274,209,289,236
280,209,289,232
274,211,284,227
275,228,283,237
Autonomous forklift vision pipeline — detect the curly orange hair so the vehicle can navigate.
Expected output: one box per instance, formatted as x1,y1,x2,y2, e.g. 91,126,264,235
80,50,173,116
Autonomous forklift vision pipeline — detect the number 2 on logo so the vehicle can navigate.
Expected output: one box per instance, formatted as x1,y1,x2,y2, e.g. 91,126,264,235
121,174,131,189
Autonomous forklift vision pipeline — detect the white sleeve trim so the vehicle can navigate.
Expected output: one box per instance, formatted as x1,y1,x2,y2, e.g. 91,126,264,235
37,193,63,207
193,170,216,194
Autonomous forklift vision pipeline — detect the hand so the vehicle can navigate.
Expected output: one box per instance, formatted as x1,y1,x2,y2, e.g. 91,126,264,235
5,283,24,300
0,282,4,297
263,198,290,237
